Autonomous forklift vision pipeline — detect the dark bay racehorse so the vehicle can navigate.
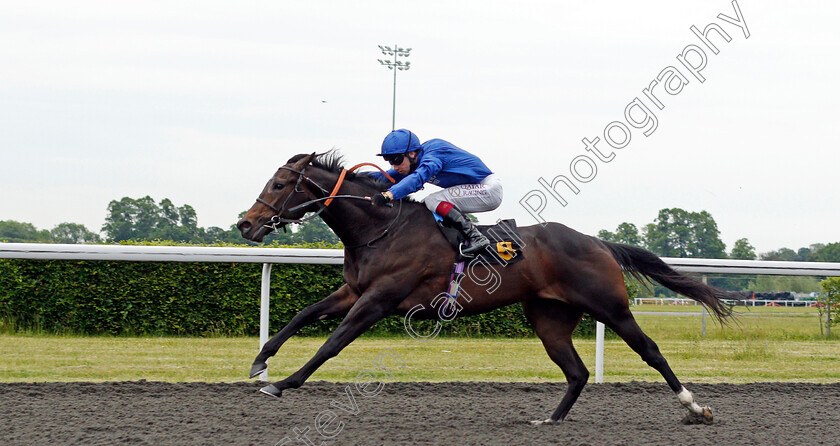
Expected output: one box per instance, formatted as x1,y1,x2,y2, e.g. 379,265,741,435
236,152,737,424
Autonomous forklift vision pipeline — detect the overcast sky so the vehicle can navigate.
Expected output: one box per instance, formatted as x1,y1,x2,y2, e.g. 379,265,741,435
1,1,837,254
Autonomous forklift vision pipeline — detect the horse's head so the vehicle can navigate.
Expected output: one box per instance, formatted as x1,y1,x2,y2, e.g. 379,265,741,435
237,153,325,242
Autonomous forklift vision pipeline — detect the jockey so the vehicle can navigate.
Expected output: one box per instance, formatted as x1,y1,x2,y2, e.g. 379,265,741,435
369,129,503,256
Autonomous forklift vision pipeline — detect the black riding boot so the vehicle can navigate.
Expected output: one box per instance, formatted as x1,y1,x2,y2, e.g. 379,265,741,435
443,208,490,257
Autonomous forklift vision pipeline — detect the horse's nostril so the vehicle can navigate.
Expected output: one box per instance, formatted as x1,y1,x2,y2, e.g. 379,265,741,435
237,219,252,232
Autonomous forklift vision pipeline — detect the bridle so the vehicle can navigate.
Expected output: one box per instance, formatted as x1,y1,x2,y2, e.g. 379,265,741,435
255,165,332,230
252,162,400,247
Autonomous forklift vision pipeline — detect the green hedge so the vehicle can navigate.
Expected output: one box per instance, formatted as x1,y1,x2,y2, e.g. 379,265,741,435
0,243,637,337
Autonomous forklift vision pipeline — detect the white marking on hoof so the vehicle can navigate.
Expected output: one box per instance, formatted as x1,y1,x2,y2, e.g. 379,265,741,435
530,418,558,426
682,406,714,425
677,386,704,415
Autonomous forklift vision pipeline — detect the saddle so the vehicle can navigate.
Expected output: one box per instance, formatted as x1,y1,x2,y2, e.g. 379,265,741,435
435,217,526,265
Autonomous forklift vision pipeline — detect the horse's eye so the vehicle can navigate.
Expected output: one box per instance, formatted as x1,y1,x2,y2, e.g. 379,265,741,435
273,182,284,190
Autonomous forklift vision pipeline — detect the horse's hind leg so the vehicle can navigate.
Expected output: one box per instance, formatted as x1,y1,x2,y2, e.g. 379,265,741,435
522,297,589,424
587,298,713,423
250,283,358,378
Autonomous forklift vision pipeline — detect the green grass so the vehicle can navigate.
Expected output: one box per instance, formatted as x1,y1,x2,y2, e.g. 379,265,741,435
632,305,830,341
1,306,836,383
633,302,819,314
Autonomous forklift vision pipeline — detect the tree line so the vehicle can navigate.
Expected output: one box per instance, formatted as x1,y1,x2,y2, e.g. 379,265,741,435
598,207,840,295
0,196,339,246
598,207,840,262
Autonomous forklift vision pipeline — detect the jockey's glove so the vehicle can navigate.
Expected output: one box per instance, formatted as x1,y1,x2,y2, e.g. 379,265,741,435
371,192,391,207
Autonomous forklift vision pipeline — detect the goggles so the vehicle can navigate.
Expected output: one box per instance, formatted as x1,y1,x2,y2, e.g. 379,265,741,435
383,153,406,165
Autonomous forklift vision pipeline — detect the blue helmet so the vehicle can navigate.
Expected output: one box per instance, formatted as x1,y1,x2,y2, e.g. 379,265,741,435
379,129,420,156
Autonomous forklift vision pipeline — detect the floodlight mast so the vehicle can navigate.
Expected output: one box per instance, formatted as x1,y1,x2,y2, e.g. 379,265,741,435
377,44,412,131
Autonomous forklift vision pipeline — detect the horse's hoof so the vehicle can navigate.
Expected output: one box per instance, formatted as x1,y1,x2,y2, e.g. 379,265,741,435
250,362,268,379
682,406,714,425
529,418,559,426
702,406,713,423
260,384,283,399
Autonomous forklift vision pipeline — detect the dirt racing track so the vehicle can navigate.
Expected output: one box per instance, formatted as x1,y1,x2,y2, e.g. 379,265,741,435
2,381,838,445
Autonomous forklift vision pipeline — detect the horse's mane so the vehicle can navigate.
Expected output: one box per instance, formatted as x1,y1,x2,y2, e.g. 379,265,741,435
286,151,392,193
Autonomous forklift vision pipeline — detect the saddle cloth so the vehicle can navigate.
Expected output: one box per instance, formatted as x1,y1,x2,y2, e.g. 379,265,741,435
436,218,526,265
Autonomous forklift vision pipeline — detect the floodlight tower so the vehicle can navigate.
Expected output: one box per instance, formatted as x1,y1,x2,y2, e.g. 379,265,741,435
378,44,412,131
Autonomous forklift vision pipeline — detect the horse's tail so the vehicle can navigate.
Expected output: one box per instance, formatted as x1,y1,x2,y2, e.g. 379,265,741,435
602,241,738,322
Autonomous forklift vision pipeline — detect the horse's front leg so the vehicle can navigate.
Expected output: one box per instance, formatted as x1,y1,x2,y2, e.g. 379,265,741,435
250,283,359,378
259,288,402,397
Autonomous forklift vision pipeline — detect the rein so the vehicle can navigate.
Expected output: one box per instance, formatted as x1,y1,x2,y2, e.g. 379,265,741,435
343,199,402,250
253,162,400,247
324,163,395,206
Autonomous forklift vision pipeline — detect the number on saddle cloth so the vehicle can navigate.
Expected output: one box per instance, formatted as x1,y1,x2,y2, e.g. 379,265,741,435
440,219,525,307
433,216,526,266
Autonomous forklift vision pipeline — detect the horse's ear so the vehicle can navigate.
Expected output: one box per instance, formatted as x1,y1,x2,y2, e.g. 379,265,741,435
292,153,316,170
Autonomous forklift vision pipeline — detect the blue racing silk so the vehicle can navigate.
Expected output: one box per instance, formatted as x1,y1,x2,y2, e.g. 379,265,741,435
369,139,493,200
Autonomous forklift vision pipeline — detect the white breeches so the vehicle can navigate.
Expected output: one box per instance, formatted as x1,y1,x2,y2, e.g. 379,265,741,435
423,174,503,214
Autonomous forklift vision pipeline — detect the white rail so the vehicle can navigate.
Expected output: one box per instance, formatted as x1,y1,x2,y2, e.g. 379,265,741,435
3,243,839,274
0,243,343,264
661,257,840,276
634,297,818,307
2,243,839,383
